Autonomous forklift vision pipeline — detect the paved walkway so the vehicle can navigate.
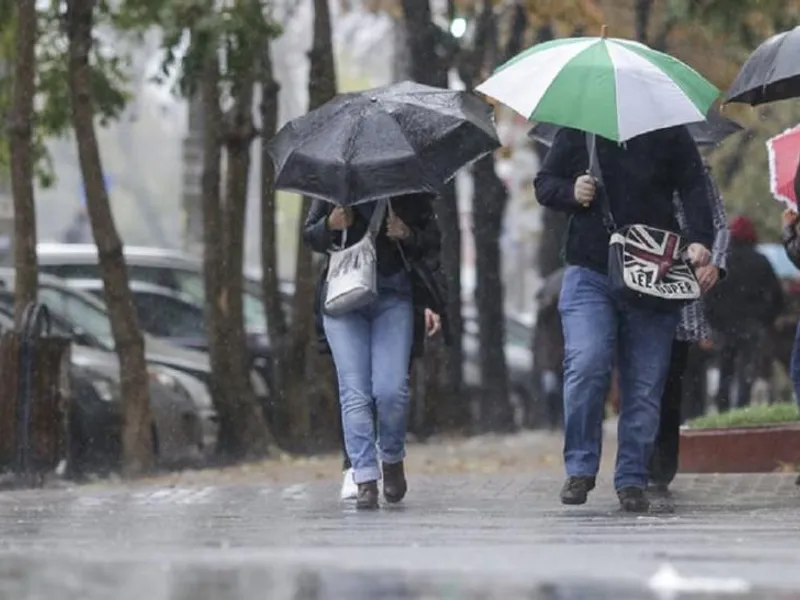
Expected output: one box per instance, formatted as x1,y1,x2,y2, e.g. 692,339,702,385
1,430,799,599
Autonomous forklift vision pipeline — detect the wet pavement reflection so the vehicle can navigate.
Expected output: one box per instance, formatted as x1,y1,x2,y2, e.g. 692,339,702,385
0,473,795,599
0,557,796,600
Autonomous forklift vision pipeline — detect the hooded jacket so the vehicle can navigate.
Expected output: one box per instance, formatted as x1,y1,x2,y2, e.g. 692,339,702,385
533,126,715,274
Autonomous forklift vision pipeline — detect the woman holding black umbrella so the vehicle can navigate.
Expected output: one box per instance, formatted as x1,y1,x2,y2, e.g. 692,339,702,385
268,82,499,508
304,194,447,509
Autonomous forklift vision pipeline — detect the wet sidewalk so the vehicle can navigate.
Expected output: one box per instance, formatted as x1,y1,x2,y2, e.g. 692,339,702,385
0,448,799,599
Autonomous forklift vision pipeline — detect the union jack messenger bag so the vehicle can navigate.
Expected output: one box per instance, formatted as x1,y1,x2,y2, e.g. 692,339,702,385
585,133,701,312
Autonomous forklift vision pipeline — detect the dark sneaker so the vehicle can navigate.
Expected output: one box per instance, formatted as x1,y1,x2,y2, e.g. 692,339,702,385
356,481,379,510
560,476,596,505
647,481,670,496
382,461,407,504
617,487,650,513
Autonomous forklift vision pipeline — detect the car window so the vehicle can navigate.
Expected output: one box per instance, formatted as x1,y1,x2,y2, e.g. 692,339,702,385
173,270,268,332
40,264,101,280
133,292,205,338
128,266,178,290
38,287,114,345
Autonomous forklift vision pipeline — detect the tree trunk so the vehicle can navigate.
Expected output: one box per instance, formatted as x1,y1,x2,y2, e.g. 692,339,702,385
66,0,154,476
471,155,512,431
462,0,519,432
259,41,286,353
534,22,569,282
198,53,231,458
9,0,37,325
197,49,268,461
401,0,464,434
220,76,273,459
276,0,339,450
634,0,653,44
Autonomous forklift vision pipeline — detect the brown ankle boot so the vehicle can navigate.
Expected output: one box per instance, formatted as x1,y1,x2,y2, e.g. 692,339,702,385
356,481,379,510
382,461,407,503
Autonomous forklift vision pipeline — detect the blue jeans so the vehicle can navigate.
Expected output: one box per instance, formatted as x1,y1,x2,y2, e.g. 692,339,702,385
323,272,414,484
791,322,800,406
558,266,680,490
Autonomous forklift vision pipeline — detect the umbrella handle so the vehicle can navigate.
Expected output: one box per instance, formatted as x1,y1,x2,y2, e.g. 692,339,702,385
578,169,593,209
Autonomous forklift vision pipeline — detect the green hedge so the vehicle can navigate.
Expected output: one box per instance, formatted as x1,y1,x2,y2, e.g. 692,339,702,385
687,403,800,430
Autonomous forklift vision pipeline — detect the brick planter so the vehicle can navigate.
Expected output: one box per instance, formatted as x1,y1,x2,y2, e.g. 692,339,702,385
679,424,800,473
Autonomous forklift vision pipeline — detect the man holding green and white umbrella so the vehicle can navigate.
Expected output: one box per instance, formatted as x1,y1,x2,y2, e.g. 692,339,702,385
477,28,719,512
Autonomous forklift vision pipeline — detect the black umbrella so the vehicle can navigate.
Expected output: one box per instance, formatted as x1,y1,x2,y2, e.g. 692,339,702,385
266,81,500,206
724,25,800,106
528,108,743,149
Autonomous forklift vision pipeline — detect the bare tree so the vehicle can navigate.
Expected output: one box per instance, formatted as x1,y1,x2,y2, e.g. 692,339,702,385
65,0,153,475
259,40,288,434
8,0,37,324
401,0,465,434
259,41,284,343
199,39,273,460
263,0,339,448
634,0,653,43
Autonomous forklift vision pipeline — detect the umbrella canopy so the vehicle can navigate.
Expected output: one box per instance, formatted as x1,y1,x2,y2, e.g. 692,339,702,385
766,124,800,209
724,26,800,106
475,34,719,142
528,106,742,148
267,81,500,206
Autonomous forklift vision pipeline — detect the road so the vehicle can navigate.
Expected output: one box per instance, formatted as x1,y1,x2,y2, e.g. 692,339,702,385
0,431,799,599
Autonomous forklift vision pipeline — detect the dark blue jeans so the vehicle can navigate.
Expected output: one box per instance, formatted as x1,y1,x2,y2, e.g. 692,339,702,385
791,322,800,405
558,266,680,490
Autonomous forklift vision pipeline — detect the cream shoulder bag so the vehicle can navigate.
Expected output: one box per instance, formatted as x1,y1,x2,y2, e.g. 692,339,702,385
324,200,388,316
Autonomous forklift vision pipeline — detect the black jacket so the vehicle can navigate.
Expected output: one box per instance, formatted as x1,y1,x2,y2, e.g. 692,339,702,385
303,194,450,358
704,241,784,336
533,126,715,274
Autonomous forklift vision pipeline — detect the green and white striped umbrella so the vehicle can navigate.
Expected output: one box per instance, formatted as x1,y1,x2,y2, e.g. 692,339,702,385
475,35,719,142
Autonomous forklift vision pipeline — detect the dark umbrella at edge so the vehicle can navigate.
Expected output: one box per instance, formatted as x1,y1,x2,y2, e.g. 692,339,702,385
723,25,800,106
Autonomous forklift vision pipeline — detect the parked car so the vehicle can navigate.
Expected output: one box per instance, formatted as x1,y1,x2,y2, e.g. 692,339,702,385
0,272,268,439
0,308,204,476
462,308,535,429
36,243,294,330
65,278,274,390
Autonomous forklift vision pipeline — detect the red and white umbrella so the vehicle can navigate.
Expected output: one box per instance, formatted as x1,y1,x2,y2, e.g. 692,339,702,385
766,124,800,209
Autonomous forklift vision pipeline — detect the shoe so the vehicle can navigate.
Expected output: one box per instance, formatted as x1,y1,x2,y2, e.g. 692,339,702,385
560,476,596,505
356,481,379,510
617,486,650,513
647,481,670,496
340,468,358,501
382,461,407,504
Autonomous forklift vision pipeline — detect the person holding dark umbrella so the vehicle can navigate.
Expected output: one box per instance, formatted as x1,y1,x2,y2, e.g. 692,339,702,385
269,81,499,509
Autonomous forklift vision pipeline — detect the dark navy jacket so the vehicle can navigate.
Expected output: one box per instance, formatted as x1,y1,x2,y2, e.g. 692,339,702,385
533,126,715,274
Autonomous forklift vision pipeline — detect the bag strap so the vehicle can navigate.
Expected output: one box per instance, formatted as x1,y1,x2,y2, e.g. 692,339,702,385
367,199,388,235
338,199,388,248
584,132,617,233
